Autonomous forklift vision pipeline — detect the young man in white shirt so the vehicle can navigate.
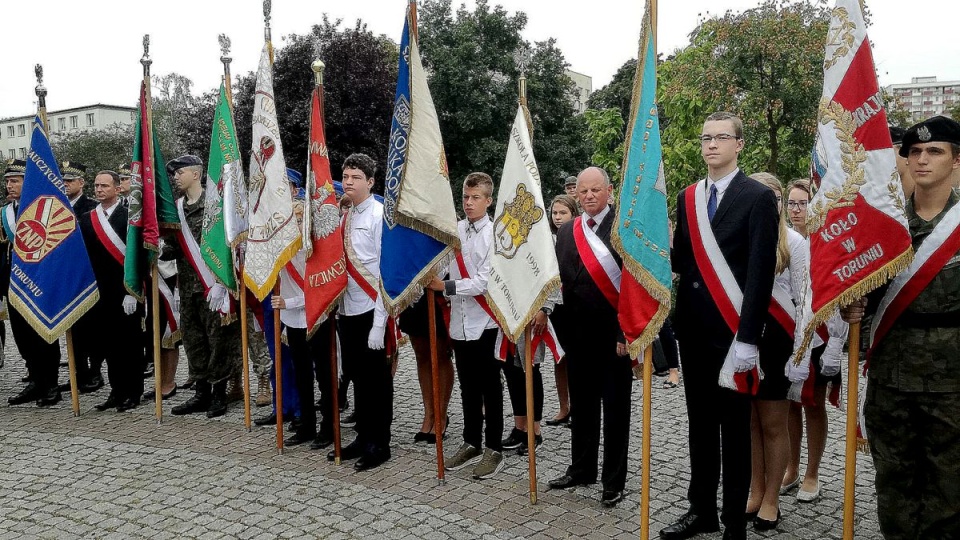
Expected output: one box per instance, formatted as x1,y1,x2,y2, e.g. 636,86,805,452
428,172,505,480
328,153,392,471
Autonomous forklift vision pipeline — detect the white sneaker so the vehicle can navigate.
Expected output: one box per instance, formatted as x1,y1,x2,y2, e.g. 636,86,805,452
797,480,820,503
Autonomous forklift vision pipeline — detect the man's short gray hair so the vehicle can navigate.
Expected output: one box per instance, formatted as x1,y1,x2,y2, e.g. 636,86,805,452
577,166,611,187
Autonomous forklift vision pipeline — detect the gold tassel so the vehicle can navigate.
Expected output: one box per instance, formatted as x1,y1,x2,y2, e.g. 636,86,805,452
857,437,870,454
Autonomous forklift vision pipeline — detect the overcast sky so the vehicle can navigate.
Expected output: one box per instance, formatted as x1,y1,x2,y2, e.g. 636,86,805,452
1,0,956,118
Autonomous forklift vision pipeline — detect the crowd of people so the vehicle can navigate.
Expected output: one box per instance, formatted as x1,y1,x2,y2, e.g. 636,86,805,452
2,110,959,540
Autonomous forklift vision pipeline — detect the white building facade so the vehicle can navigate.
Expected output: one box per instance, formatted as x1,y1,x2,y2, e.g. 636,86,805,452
565,70,592,115
0,104,135,160
886,76,959,123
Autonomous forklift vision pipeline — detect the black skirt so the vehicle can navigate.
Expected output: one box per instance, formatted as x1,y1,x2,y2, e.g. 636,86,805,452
756,317,792,400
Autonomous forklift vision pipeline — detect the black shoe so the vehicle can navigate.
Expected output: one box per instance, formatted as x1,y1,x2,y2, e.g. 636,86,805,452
310,431,334,450
340,411,357,427
95,395,121,411
753,509,781,531
723,529,747,540
80,374,104,394
545,414,570,426
205,396,228,418
745,509,759,521
501,428,526,450
144,388,177,401
547,475,594,490
285,431,316,446
355,446,391,471
36,388,62,407
413,431,430,443
254,412,277,426
517,434,544,456
659,511,721,540
601,490,624,508
171,394,211,416
289,417,302,431
20,375,33,384
8,383,39,405
116,398,140,412
328,439,364,461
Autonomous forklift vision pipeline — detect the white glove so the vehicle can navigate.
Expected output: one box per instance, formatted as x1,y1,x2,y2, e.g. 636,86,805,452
122,295,137,316
820,341,843,377
206,283,227,312
367,323,386,350
733,341,758,372
785,359,808,384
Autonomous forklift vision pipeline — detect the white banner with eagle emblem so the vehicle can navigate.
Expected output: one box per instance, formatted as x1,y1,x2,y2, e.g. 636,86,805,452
243,44,302,301
486,105,560,342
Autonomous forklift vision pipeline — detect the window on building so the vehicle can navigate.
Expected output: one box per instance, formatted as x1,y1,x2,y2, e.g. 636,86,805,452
58,117,66,131
70,116,78,128
17,124,25,136
8,150,15,159
86,113,95,127
18,148,26,158
6,126,13,137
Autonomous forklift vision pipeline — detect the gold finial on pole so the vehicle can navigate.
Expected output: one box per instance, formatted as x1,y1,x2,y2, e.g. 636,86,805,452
514,45,531,106
34,64,48,131
219,34,235,108
311,59,325,87
263,0,273,62
141,34,152,77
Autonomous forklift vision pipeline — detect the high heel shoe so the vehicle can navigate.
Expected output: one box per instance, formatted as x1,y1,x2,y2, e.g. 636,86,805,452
753,509,781,531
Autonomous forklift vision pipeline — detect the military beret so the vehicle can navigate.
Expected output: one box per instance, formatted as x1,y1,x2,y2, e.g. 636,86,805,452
564,175,578,186
3,158,26,178
286,168,303,189
61,161,87,179
166,155,203,174
899,116,960,157
117,164,132,178
889,126,906,146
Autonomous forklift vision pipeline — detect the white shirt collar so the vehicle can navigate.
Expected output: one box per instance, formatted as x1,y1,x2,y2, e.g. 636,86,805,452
69,194,82,206
99,201,118,218
707,168,739,196
585,204,611,227
352,195,375,215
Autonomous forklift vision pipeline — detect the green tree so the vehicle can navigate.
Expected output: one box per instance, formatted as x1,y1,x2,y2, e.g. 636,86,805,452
586,59,636,127
418,0,592,201
583,108,625,184
51,124,134,198
882,87,912,128
948,99,960,121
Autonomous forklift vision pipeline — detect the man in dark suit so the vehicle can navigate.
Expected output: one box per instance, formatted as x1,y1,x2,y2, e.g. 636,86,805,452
79,171,145,412
547,166,632,508
660,112,779,540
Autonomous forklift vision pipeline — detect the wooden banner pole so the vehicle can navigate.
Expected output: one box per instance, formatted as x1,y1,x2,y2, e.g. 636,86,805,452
842,321,861,540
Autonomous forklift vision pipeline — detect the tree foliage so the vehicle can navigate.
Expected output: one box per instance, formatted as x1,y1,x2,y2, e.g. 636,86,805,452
586,59,636,127
583,108,625,184
51,124,134,198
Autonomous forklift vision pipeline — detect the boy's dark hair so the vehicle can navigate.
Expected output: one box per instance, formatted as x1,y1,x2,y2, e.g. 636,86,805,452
342,153,377,180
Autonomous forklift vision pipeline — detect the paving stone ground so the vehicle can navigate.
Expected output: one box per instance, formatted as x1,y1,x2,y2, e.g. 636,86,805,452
0,337,881,539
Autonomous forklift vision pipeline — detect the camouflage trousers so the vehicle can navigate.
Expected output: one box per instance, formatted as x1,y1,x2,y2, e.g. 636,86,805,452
864,382,960,540
179,292,241,385
249,327,271,377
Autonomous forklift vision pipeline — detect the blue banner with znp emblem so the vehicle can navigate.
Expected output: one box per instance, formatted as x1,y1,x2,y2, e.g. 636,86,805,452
9,116,98,343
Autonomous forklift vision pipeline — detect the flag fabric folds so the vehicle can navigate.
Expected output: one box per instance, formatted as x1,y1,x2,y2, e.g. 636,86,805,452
9,117,99,342
302,82,347,335
244,44,302,301
124,80,179,301
379,6,460,315
611,2,672,358
201,83,241,293
793,0,913,361
486,104,561,343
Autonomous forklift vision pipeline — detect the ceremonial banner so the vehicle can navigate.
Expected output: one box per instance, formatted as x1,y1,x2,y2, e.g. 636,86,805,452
379,6,460,314
793,0,913,359
302,81,347,335
124,80,179,300
487,105,560,342
9,117,99,342
611,3,672,358
244,44,302,301
201,83,241,293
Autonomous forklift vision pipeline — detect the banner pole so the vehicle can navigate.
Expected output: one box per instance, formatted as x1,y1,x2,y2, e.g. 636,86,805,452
65,330,80,416
640,346,653,539
273,280,284,454
524,327,538,504
330,317,342,464
151,264,162,423
843,321,861,540
427,289,445,483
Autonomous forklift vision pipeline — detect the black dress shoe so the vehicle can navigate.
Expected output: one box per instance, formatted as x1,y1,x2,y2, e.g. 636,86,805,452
95,395,121,411
289,417,302,431
547,475,594,490
206,396,228,418
144,388,177,401
413,431,430,443
8,383,40,405
36,389,62,407
601,490,624,508
310,431,334,450
723,528,747,540
354,446,391,471
81,374,104,394
328,439,363,461
545,414,570,426
171,394,211,416
659,511,721,540
753,509,781,531
116,398,140,412
254,412,277,426
285,431,316,446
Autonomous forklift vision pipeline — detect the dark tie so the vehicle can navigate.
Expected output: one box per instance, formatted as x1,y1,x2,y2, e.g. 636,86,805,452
587,218,597,229
707,184,718,221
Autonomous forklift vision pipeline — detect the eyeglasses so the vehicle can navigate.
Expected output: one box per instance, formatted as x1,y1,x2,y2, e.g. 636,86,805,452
787,201,808,210
699,134,740,144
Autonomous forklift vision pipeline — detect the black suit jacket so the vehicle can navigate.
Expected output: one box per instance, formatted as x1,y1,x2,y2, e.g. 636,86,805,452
80,204,129,308
672,171,779,349
555,210,624,348
72,195,98,218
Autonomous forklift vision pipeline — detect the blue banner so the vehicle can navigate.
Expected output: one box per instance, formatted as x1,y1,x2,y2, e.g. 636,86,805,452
9,117,98,343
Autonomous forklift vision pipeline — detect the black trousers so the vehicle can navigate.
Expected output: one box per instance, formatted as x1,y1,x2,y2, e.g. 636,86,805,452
503,356,543,421
9,307,61,391
659,318,680,370
566,343,633,492
70,311,101,383
452,329,503,451
99,303,146,401
678,339,752,531
338,311,392,448
289,320,334,436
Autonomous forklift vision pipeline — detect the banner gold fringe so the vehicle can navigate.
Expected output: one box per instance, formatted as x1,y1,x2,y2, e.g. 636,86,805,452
380,246,456,317
9,290,100,345
161,329,182,349
486,276,562,345
305,289,346,340
857,437,870,454
243,238,303,301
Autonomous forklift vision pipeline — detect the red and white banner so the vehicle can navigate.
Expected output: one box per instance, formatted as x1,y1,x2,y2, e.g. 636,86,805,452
793,0,913,361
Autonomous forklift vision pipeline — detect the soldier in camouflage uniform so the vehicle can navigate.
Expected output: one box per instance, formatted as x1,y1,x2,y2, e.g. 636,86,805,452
165,155,241,418
843,116,960,539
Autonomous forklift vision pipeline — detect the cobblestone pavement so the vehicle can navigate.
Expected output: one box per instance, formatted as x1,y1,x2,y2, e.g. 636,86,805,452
0,337,881,539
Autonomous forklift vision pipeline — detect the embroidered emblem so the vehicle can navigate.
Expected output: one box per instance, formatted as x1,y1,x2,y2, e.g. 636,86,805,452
494,184,543,260
917,125,932,142
14,196,75,262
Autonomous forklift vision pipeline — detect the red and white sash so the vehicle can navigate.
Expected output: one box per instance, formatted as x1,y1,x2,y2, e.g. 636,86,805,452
454,251,498,323
495,320,565,365
343,212,401,354
90,206,126,265
157,278,181,347
685,181,761,395
869,201,960,356
176,199,232,316
572,215,621,309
